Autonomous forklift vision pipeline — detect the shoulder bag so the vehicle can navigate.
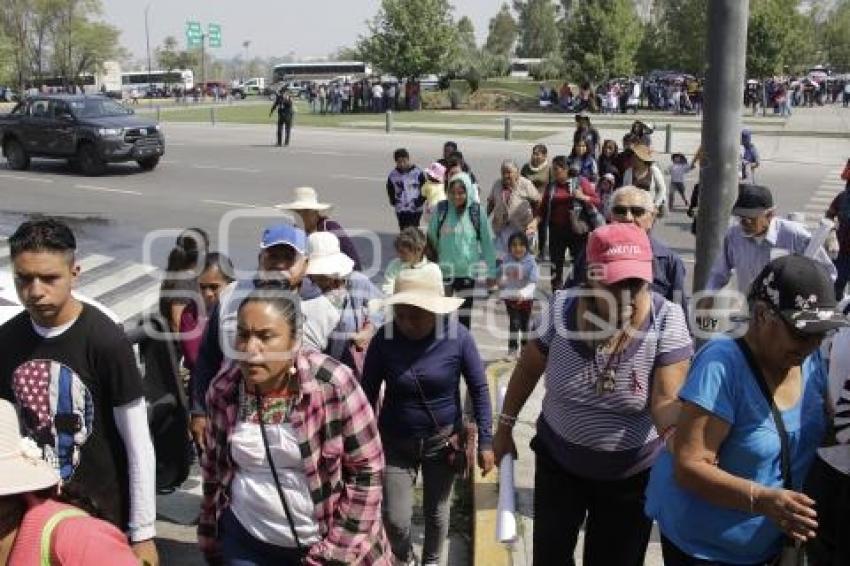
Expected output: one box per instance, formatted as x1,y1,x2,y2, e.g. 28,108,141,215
411,371,477,480
736,338,805,566
255,391,306,554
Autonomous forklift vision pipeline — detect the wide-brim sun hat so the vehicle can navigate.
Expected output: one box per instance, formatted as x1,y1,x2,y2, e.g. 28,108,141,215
378,269,464,315
305,231,354,277
275,186,333,212
631,144,655,163
0,399,59,496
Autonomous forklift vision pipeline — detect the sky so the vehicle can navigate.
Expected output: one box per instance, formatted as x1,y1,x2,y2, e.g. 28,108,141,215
99,0,500,63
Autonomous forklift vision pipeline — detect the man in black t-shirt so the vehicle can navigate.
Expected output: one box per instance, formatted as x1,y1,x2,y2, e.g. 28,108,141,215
0,219,159,565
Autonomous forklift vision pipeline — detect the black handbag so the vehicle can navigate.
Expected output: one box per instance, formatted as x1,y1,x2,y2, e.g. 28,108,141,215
736,339,805,566
411,372,477,480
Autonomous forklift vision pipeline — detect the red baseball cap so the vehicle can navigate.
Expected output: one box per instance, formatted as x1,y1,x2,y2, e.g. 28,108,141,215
586,223,652,285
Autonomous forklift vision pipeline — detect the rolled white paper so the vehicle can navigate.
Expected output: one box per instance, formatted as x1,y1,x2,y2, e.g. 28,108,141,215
804,217,834,259
496,385,517,544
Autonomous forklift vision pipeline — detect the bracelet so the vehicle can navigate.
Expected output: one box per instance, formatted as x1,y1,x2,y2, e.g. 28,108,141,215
498,413,517,423
497,414,517,428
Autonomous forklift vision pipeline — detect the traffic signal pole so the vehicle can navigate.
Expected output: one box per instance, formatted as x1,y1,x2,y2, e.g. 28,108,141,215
693,0,750,294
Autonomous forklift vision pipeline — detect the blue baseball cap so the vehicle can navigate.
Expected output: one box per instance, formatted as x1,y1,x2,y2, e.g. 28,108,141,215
260,224,307,254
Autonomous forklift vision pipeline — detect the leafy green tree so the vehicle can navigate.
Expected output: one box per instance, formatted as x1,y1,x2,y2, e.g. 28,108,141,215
563,0,644,81
513,0,561,58
484,3,518,57
747,0,814,77
457,16,477,52
819,0,850,71
357,0,460,79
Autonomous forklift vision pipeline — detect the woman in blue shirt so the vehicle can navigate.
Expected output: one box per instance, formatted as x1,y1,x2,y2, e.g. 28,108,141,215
646,255,848,565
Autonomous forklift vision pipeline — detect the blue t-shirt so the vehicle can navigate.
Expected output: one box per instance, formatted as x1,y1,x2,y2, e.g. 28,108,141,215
645,336,829,564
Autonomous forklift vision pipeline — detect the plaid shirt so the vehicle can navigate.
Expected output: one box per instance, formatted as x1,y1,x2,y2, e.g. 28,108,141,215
198,350,391,565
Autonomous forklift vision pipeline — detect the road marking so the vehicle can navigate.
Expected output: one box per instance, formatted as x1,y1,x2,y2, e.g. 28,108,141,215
202,199,259,208
77,263,157,298
0,173,53,184
805,203,828,210
74,184,143,196
192,164,260,174
76,254,114,272
331,174,385,182
110,282,162,322
0,245,8,260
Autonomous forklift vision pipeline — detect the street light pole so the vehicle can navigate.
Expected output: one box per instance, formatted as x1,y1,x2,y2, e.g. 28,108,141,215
694,0,750,293
145,4,152,94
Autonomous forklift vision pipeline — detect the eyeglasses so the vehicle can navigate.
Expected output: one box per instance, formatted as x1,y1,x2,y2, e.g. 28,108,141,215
612,205,648,218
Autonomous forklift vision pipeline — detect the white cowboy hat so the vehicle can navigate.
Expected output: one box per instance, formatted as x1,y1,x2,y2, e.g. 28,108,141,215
378,269,464,314
0,399,60,497
305,232,354,277
276,187,333,212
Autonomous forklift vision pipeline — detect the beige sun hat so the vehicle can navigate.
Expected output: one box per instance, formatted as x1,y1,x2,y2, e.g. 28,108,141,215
631,144,655,163
305,232,355,277
276,187,333,211
0,399,59,497
379,269,464,314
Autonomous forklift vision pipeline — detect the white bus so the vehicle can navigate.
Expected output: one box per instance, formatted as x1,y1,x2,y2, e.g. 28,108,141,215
121,69,194,95
272,61,372,84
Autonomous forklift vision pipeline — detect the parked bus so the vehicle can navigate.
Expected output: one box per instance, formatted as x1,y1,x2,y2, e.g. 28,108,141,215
271,61,372,84
121,69,194,96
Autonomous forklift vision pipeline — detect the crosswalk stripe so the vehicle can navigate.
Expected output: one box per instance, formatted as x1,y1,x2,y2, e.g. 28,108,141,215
77,263,157,299
109,282,161,322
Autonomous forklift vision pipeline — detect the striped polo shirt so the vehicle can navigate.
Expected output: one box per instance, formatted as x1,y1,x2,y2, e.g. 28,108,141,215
534,290,693,479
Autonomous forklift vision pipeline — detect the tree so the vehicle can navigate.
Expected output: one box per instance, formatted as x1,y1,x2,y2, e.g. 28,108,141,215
513,0,561,58
357,0,459,79
329,45,363,61
821,0,850,71
457,16,476,52
563,0,644,81
652,0,707,74
484,3,517,57
747,0,815,77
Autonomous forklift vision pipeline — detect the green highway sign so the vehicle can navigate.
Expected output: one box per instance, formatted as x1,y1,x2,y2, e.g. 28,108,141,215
208,23,222,48
185,21,203,48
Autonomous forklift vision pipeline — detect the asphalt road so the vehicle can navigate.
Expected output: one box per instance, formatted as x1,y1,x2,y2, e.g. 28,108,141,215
0,116,848,566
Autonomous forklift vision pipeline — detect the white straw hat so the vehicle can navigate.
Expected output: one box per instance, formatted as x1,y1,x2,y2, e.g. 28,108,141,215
305,232,355,277
276,187,333,212
0,399,59,496
379,269,464,314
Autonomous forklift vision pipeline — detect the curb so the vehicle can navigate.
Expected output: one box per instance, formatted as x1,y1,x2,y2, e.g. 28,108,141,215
472,361,517,566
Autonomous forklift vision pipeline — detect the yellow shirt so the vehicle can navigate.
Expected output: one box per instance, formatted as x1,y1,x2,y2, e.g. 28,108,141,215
421,181,446,207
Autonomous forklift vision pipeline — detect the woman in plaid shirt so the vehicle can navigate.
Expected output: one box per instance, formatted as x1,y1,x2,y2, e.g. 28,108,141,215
198,290,391,565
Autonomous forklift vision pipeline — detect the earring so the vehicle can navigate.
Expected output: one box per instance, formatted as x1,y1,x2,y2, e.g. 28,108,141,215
288,365,297,376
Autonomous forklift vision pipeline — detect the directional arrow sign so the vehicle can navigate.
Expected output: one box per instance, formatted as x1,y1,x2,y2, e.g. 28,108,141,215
208,23,222,48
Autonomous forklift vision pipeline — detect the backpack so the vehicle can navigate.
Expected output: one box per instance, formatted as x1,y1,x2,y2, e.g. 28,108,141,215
435,200,482,241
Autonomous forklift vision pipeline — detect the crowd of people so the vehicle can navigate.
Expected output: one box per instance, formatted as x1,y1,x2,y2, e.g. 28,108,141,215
0,115,849,566
303,79,423,115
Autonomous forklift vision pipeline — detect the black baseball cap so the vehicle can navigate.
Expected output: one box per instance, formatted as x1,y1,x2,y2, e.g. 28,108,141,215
748,255,849,335
733,184,774,218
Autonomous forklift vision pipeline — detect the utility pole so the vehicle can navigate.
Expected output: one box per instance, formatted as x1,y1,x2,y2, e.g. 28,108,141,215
201,33,206,98
693,0,750,294
145,4,152,94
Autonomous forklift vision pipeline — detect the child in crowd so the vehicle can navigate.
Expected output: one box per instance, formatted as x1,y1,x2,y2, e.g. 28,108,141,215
421,162,447,226
382,227,443,295
667,153,694,209
596,172,617,220
499,232,539,359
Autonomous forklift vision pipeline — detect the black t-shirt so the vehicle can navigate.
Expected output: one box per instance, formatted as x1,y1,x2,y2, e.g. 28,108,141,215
0,303,143,529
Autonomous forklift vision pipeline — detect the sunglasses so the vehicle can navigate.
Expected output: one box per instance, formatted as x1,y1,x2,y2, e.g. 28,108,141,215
612,205,648,218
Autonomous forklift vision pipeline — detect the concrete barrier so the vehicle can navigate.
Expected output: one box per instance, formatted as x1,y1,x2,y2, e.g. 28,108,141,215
472,360,516,566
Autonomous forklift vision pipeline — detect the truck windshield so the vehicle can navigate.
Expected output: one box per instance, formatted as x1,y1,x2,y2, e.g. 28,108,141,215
68,98,131,118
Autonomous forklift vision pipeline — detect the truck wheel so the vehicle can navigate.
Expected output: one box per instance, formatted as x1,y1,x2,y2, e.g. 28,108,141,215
77,143,106,176
137,156,160,171
3,138,30,171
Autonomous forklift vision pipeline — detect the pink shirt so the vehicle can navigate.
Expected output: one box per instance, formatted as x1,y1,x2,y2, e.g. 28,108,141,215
9,498,138,566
